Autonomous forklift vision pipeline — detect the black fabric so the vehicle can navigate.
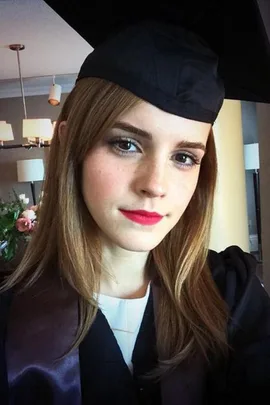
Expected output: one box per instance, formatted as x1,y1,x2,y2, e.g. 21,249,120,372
2,275,81,405
132,288,161,404
0,246,270,404
44,0,270,104
79,288,160,405
77,20,225,123
0,289,13,404
207,246,270,404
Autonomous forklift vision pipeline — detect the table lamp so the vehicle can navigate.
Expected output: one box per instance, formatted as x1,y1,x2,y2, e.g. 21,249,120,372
244,143,261,261
17,159,44,205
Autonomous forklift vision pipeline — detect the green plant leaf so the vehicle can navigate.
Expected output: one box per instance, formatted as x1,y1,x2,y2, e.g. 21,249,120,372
0,216,15,231
2,237,18,262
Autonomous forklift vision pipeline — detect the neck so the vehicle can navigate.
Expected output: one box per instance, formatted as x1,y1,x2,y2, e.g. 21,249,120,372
99,243,150,299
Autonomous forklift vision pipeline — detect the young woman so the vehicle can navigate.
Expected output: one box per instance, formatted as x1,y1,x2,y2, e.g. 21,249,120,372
0,20,270,405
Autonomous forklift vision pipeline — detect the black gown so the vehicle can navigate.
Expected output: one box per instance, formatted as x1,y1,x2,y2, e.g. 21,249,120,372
0,245,270,405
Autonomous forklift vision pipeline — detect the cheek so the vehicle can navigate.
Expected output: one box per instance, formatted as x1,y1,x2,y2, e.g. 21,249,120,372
172,173,199,211
82,153,125,202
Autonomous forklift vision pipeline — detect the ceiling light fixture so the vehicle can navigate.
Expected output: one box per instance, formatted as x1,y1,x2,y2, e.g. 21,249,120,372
0,44,53,150
48,75,62,106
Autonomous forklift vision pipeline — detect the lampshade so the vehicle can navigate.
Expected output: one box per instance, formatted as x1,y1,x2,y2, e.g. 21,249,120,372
23,119,53,141
48,83,62,106
244,143,260,170
0,121,14,141
17,159,44,182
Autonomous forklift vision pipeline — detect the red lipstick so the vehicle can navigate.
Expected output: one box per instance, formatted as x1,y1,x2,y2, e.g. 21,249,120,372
120,210,163,225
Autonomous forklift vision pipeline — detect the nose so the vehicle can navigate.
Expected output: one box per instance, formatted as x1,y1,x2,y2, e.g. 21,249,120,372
134,160,167,198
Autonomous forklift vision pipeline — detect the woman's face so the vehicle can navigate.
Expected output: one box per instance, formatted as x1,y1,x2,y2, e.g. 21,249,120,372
82,101,211,252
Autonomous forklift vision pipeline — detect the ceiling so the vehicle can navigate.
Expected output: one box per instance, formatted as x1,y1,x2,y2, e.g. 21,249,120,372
0,0,93,96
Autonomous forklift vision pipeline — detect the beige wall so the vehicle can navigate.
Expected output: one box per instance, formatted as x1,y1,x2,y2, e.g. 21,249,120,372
210,100,249,252
257,103,270,293
0,93,68,204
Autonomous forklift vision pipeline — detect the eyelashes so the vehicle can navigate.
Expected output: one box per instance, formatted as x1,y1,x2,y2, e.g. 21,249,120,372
107,136,201,169
108,138,139,154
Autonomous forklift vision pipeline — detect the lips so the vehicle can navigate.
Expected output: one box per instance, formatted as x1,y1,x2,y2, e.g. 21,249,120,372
119,209,164,225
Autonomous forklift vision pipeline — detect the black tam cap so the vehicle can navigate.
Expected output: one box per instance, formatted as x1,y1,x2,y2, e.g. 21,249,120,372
77,20,225,124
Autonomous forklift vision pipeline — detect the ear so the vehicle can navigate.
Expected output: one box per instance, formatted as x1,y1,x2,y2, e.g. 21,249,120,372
58,121,67,145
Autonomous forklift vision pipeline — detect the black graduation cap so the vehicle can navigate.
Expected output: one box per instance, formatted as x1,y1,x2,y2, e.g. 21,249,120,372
45,0,270,105
77,20,225,123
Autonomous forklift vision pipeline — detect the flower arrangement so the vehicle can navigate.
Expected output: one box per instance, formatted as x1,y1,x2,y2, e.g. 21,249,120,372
0,190,39,262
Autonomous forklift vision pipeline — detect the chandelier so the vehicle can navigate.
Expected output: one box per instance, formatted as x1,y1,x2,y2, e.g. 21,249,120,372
0,44,54,150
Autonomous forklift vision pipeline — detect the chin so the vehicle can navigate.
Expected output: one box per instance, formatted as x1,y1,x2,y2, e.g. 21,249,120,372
115,234,165,252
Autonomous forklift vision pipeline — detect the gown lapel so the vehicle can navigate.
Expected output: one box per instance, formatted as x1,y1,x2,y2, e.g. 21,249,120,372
79,306,140,404
4,275,81,405
132,287,161,404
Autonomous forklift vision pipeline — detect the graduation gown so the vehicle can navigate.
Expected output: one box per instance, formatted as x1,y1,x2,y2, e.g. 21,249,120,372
0,245,270,405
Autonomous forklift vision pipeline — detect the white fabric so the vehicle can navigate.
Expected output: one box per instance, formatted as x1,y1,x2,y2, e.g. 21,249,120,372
95,284,150,373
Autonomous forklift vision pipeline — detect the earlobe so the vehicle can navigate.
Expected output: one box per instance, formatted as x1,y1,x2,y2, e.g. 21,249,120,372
58,121,67,145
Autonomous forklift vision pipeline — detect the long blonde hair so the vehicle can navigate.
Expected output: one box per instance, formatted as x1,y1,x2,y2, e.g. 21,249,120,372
1,78,228,374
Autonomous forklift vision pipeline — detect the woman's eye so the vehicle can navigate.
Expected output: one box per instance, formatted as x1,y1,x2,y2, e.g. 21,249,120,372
174,152,200,168
109,138,141,154
117,140,136,151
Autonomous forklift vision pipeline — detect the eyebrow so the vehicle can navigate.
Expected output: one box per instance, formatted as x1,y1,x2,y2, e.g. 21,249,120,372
113,122,206,152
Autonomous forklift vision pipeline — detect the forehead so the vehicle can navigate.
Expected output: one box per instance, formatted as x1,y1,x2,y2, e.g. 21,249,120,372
118,101,211,142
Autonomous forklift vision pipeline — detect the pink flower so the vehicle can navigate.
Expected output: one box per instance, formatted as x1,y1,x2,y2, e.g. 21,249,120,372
16,217,34,233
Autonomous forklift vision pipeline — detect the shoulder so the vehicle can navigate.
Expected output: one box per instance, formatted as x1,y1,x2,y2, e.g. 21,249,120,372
207,245,270,344
207,245,258,306
206,247,270,402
